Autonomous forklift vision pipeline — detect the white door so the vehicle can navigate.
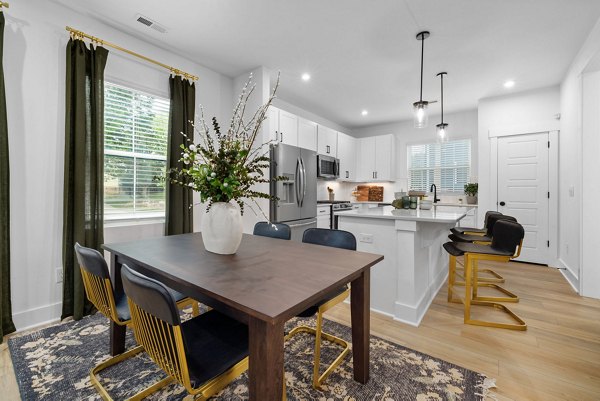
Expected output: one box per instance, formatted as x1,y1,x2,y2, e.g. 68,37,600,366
497,132,549,264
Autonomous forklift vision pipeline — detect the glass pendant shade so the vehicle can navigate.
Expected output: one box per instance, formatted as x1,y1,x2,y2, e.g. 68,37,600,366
413,102,428,128
436,123,448,142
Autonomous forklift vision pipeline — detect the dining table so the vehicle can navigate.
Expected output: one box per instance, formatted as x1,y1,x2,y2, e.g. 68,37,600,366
103,232,383,401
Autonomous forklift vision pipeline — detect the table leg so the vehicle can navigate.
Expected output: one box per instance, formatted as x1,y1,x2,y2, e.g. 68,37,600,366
248,317,284,401
109,253,126,356
351,270,370,384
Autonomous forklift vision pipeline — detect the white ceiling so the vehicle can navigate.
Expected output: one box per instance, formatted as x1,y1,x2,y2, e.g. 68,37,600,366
55,0,600,129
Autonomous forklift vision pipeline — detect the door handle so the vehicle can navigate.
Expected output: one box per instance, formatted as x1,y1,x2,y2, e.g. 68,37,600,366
295,158,301,207
299,157,307,207
280,132,284,143
499,201,506,206
288,220,317,228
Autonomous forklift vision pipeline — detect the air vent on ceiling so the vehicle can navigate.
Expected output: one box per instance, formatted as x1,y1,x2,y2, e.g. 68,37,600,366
135,14,168,34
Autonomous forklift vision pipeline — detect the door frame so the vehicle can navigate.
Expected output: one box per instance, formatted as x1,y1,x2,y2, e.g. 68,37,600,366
489,129,559,267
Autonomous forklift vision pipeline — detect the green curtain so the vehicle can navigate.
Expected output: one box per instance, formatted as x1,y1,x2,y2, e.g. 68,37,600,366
62,39,108,320
165,76,195,235
0,11,16,342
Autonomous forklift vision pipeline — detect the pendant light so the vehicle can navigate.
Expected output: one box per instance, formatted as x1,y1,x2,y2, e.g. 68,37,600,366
413,31,431,128
436,72,448,142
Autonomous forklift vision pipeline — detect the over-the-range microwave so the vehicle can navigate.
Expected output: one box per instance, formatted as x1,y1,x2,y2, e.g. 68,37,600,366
317,154,340,179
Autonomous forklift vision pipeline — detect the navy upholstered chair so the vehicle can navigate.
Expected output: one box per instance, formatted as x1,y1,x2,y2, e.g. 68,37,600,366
121,265,249,400
286,228,355,389
74,243,199,400
253,222,291,240
444,219,526,330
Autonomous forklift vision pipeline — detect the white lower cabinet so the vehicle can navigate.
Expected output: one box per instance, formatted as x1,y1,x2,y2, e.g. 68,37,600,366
317,205,331,228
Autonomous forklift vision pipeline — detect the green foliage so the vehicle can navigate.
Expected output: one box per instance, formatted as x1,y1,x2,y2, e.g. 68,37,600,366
168,74,285,216
464,183,478,196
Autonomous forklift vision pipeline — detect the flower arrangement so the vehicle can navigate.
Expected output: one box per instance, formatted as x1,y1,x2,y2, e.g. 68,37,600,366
168,74,285,217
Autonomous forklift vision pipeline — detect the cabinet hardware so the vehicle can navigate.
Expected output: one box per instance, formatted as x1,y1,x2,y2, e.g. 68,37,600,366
326,145,330,154
280,132,283,143
346,171,349,179
499,201,506,206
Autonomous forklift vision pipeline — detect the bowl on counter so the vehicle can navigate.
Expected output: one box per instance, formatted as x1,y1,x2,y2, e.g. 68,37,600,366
420,200,433,210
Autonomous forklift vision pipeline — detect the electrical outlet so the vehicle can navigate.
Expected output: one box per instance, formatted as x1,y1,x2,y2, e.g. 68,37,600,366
359,233,373,243
55,267,63,284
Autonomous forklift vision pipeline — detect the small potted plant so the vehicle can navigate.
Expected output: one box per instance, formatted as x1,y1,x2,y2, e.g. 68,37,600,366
464,183,478,205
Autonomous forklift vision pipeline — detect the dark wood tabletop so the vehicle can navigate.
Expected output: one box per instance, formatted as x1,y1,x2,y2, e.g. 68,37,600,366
103,232,383,401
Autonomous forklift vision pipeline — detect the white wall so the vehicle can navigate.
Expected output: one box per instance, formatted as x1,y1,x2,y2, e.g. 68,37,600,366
477,86,560,228
565,17,600,298
4,0,233,330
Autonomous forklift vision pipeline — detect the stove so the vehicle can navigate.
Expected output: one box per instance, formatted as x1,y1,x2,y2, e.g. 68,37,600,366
332,202,353,211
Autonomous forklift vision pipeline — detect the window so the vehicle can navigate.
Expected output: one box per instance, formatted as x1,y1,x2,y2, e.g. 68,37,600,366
407,139,471,192
104,82,170,218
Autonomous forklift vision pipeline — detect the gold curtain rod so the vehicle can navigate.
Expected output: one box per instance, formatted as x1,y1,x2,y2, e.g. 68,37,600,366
65,26,198,81
0,2,9,9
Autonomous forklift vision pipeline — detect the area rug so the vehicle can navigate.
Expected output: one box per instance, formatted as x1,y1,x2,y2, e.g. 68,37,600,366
8,311,494,401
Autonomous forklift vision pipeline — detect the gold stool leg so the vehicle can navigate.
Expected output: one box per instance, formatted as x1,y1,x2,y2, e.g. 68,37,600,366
448,255,459,303
462,254,527,331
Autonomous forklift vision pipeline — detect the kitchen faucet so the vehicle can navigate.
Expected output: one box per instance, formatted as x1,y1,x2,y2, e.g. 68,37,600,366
430,184,441,203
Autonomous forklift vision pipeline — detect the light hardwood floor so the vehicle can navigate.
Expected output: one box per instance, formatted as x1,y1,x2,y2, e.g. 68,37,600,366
1,260,599,400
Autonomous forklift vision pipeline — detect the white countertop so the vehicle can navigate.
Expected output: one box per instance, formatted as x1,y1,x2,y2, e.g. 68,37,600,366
337,206,467,223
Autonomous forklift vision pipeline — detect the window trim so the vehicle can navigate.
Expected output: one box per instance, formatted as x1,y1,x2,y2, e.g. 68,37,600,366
406,137,472,194
103,81,170,221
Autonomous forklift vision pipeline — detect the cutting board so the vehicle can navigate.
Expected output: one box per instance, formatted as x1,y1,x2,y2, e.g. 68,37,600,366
368,186,384,202
354,185,370,202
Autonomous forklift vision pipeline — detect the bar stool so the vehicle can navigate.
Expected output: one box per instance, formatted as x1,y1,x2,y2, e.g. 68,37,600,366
451,210,502,236
451,213,517,286
444,219,527,330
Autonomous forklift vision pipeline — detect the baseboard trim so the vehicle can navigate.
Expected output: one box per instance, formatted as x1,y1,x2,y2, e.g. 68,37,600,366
393,270,448,327
557,258,580,294
12,302,62,332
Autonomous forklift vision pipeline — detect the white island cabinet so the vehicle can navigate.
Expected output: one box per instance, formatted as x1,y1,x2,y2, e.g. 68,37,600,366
337,206,467,326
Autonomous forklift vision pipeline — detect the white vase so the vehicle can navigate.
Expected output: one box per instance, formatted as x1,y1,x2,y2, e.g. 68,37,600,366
200,202,243,255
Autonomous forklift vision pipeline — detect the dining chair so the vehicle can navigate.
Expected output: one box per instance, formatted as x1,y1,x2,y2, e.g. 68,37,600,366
74,243,199,400
444,219,527,330
286,228,355,389
121,264,250,401
253,221,292,240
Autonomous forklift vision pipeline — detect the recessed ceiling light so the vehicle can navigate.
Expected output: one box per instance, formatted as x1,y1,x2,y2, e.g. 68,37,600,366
504,80,515,88
361,110,368,116
301,73,311,81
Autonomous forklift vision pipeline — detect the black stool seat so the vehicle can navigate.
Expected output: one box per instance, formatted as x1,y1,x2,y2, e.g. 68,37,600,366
443,241,515,257
183,310,249,388
450,226,486,235
448,232,492,243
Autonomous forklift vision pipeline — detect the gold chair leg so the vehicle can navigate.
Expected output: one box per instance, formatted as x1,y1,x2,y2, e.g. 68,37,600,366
90,345,175,401
286,321,351,389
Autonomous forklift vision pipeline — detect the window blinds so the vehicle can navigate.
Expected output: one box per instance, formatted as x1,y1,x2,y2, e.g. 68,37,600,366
407,139,471,192
104,82,170,218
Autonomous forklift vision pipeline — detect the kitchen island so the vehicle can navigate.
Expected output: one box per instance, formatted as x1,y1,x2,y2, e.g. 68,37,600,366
337,206,467,326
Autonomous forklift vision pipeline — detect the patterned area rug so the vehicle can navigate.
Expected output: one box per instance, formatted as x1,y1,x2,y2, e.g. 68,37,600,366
8,311,493,400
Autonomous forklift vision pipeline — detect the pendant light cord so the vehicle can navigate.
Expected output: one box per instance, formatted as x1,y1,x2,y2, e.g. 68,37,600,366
420,35,424,102
440,73,444,123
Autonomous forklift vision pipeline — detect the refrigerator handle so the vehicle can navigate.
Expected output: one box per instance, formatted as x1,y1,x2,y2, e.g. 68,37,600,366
300,157,307,207
295,157,301,207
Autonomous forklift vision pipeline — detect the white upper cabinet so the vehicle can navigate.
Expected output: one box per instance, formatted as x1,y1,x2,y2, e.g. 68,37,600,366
297,118,318,151
266,106,279,143
317,125,337,156
337,132,357,181
278,109,299,146
357,134,395,181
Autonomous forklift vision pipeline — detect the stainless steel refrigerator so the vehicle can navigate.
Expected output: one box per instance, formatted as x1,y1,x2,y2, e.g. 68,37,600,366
270,143,317,241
